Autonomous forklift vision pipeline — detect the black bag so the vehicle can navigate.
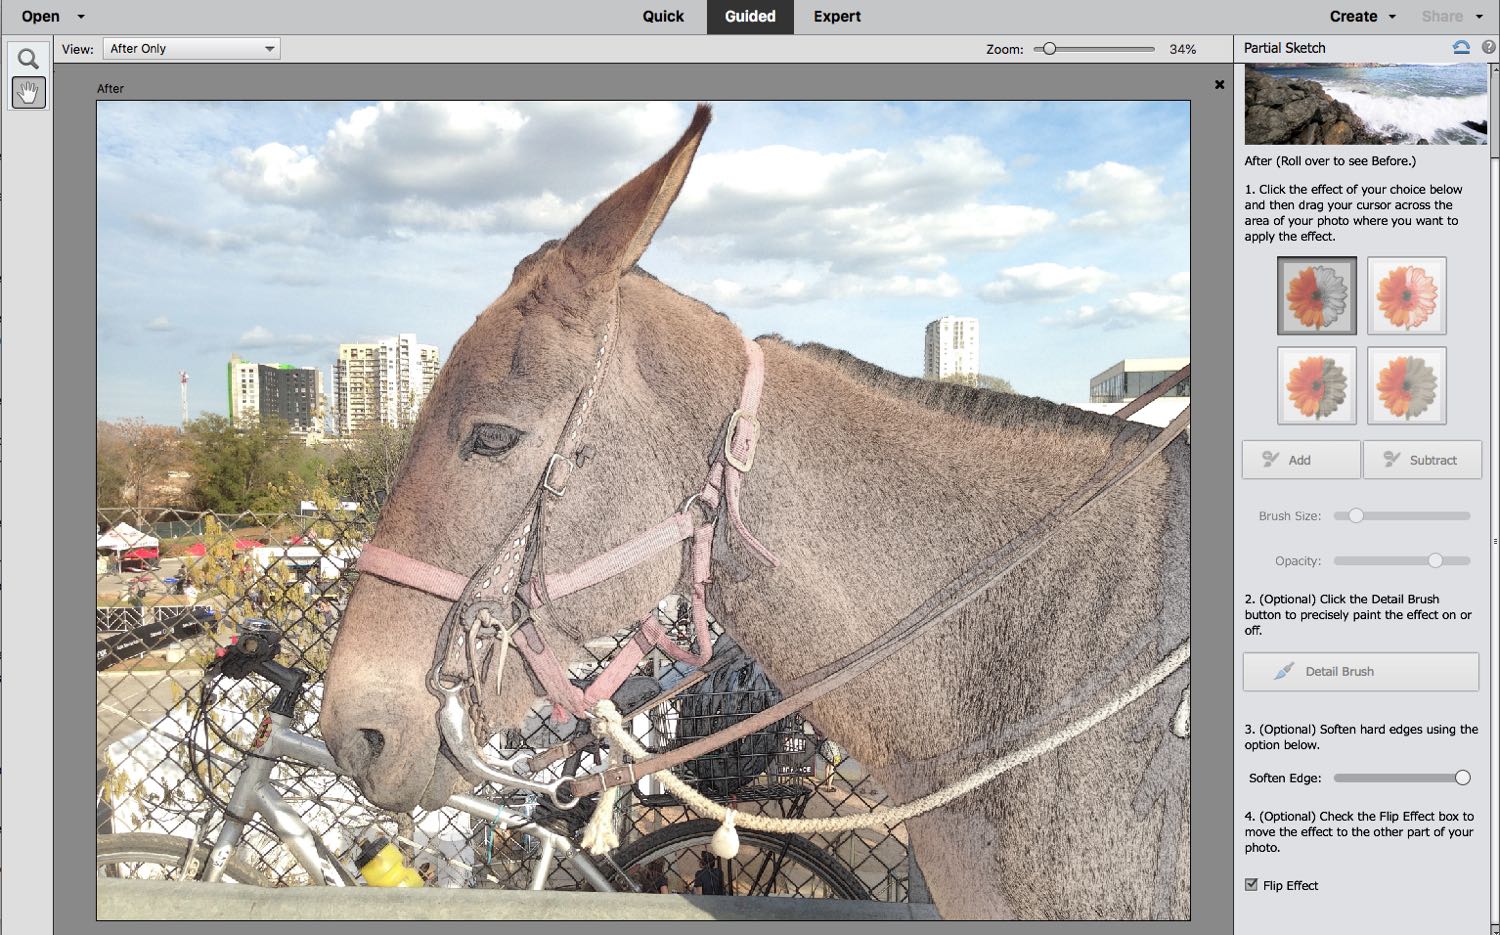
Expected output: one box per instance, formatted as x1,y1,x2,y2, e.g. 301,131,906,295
671,638,799,799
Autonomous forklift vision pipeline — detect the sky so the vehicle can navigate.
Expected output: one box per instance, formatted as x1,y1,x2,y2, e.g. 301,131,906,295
97,100,1189,425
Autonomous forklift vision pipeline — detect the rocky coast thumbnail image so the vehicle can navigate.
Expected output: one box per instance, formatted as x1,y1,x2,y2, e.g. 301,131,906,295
1245,63,1488,145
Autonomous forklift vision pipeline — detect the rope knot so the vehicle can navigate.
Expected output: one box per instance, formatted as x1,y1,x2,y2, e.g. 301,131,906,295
711,809,740,858
589,699,623,740
580,700,627,856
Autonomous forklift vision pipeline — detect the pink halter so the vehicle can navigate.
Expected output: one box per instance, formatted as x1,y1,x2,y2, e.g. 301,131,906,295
355,333,778,722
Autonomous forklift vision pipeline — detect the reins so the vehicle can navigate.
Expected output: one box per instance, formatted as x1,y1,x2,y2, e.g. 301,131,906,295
566,395,1191,799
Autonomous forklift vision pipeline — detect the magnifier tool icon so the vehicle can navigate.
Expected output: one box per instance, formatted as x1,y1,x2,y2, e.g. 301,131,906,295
18,48,39,69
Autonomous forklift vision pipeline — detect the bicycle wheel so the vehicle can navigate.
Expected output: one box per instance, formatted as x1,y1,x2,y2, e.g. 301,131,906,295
96,833,267,885
608,820,871,900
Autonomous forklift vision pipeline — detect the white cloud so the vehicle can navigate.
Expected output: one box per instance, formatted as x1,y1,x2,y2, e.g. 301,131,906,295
137,102,1075,325
1157,271,1190,294
1042,288,1189,330
221,101,687,236
238,325,276,346
135,212,256,252
222,103,1056,294
667,138,1053,273
1109,290,1190,322
144,316,174,331
1062,161,1181,229
978,262,1116,304
236,325,330,350
1042,305,1105,328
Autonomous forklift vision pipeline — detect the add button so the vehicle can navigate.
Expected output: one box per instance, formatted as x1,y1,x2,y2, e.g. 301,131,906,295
1242,440,1361,480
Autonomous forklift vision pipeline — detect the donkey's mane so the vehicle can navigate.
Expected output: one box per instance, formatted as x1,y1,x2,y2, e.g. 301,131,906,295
620,266,1131,438
772,338,1135,438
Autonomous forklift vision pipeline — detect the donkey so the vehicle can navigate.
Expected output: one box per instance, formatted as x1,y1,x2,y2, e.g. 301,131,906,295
320,105,1190,920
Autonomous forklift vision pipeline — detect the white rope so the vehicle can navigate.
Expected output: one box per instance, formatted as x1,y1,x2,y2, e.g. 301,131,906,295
583,639,1189,853
579,683,623,854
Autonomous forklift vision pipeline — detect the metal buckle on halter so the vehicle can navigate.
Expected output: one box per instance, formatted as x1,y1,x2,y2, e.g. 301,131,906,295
723,409,759,473
541,453,571,498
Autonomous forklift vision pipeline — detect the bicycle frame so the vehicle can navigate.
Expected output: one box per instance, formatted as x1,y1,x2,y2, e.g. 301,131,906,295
199,711,616,892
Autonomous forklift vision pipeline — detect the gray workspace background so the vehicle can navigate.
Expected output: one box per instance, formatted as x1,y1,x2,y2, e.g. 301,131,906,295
58,62,1233,932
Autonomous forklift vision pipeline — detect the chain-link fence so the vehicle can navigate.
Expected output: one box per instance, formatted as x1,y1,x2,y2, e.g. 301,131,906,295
96,507,918,900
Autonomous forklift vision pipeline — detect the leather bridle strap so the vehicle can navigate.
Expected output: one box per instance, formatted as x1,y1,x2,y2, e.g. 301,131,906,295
355,544,467,602
354,331,777,720
565,400,1191,798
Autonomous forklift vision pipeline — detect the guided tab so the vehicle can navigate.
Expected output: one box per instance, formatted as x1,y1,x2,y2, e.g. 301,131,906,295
707,0,795,34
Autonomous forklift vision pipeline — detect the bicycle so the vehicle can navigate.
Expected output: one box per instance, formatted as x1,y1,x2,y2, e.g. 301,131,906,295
96,619,871,900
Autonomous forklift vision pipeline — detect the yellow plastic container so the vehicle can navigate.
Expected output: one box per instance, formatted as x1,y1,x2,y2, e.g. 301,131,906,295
357,839,424,887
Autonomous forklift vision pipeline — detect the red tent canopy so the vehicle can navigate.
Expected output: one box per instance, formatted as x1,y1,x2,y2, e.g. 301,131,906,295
122,547,159,560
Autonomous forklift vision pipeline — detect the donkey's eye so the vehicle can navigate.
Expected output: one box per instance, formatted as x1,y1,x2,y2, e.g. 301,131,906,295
460,423,526,461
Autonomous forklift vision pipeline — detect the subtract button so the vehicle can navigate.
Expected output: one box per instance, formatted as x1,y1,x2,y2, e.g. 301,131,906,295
1362,440,1483,479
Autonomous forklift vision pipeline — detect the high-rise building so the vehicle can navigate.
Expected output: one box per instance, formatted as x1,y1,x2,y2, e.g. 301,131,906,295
228,354,259,425
227,354,324,435
333,333,441,436
923,316,979,381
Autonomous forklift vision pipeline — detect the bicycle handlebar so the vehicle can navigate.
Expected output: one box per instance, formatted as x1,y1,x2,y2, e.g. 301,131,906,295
255,658,310,716
212,622,309,716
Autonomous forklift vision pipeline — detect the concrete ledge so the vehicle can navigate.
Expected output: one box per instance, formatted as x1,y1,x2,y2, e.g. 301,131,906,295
97,879,942,921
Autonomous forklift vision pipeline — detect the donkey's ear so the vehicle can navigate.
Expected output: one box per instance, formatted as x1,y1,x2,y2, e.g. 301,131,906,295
562,103,711,276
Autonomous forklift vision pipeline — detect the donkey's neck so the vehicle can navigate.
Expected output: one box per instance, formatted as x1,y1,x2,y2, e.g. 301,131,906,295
739,338,1133,657
697,332,1182,801
613,276,1174,773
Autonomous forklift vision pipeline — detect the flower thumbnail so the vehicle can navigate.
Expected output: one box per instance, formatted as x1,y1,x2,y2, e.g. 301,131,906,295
1286,265,1348,330
1376,355,1438,419
1376,266,1437,330
1286,355,1347,419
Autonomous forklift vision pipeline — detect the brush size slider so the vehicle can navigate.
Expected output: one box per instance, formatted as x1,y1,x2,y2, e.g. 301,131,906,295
1334,508,1470,523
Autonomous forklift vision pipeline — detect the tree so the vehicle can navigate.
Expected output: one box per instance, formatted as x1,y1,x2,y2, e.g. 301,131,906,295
185,414,328,514
96,422,128,506
328,421,414,518
941,373,1015,394
113,417,183,511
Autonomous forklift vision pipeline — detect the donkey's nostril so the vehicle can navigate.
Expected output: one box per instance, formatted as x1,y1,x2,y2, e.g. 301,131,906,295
360,728,386,760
